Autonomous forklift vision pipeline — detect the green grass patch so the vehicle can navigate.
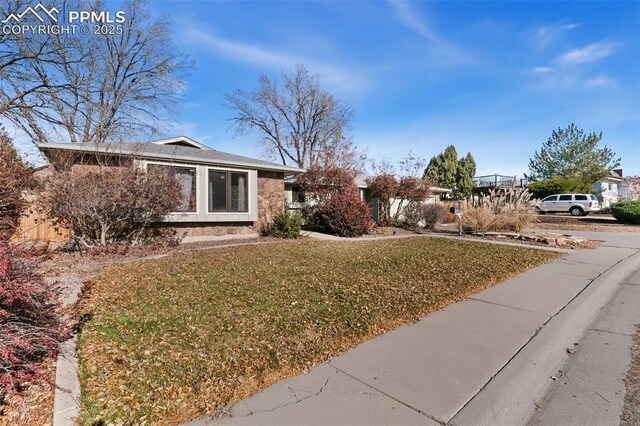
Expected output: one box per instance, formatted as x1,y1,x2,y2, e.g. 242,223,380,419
77,238,559,424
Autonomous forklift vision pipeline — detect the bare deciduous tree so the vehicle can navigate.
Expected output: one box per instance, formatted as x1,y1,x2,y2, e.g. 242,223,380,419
226,64,363,170
0,0,191,145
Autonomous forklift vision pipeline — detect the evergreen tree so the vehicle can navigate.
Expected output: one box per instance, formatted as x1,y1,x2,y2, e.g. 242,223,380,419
457,152,477,199
527,123,620,184
424,145,476,199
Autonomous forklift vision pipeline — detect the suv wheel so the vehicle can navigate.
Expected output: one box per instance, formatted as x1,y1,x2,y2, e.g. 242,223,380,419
570,206,584,217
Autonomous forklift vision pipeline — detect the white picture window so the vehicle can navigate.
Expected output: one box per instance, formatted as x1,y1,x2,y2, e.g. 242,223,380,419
148,164,197,212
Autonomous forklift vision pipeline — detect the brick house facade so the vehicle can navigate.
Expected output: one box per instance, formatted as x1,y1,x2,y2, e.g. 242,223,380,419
38,137,303,241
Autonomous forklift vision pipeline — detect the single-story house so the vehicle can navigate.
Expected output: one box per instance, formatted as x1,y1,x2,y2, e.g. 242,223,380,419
593,169,624,208
284,173,451,223
38,136,305,240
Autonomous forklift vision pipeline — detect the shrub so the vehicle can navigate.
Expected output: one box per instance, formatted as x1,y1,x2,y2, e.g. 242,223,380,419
367,174,397,226
527,177,592,199
41,167,183,248
421,204,448,230
401,203,447,230
610,201,640,224
463,188,536,233
296,166,359,203
0,131,33,239
312,193,373,237
401,203,423,230
267,213,301,238
0,240,67,397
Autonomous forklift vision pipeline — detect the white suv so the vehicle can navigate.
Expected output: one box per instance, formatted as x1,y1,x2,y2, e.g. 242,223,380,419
537,193,600,216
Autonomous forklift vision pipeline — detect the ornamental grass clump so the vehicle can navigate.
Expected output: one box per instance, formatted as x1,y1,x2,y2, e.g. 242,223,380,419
463,187,536,233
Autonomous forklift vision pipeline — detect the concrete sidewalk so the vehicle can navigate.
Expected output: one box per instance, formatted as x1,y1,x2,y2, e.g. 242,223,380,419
189,230,640,426
529,269,640,426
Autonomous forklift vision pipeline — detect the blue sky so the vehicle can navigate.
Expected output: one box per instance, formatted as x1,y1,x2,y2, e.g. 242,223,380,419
15,1,640,177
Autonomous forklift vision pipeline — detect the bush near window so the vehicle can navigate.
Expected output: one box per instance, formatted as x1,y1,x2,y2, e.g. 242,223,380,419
527,177,592,199
41,167,183,248
298,165,373,237
267,213,301,238
610,201,640,225
313,193,373,237
462,188,536,233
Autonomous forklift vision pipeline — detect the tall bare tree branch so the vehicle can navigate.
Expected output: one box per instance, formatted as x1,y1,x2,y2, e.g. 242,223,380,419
226,64,364,170
0,0,192,145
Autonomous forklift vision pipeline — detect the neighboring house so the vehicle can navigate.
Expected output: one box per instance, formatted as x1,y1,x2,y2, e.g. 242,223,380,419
285,173,451,224
38,136,304,241
593,169,624,208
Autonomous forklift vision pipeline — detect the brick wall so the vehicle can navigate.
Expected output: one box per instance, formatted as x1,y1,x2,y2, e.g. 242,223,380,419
256,171,285,231
164,222,255,237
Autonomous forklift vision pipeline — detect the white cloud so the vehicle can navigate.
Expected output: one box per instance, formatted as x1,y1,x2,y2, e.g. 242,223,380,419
183,28,369,94
387,0,471,64
557,42,618,65
388,0,439,42
161,120,213,144
532,66,554,73
533,22,580,48
585,76,617,89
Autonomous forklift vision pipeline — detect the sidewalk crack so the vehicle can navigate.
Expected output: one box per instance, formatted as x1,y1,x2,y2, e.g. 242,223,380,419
588,328,634,337
329,364,446,425
233,368,336,418
467,297,535,313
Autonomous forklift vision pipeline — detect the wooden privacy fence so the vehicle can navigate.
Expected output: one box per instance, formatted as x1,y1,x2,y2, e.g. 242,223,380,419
438,199,471,223
11,205,69,244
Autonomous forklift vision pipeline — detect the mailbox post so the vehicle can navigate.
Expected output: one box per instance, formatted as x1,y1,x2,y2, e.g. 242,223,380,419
449,205,463,236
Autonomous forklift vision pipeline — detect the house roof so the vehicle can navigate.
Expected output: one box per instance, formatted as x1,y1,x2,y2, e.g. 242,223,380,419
38,139,305,174
285,173,451,193
599,170,624,182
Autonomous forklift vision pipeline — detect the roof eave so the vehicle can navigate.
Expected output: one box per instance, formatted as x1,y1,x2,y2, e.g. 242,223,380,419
38,143,305,174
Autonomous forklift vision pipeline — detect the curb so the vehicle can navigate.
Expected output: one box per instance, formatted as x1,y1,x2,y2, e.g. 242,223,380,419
304,230,573,253
450,249,640,425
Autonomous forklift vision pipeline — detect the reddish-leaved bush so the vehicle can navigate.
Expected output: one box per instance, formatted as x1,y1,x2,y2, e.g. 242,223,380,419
367,174,397,226
0,241,67,396
297,165,359,202
41,167,183,247
0,131,33,239
313,193,373,237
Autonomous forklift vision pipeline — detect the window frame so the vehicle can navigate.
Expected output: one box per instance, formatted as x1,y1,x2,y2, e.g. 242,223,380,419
145,161,199,215
207,169,249,213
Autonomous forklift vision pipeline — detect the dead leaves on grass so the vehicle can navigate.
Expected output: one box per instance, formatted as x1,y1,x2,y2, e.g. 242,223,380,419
77,238,558,424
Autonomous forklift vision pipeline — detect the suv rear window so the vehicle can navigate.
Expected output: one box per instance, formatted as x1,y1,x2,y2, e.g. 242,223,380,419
575,195,588,200
590,195,598,201
559,195,572,201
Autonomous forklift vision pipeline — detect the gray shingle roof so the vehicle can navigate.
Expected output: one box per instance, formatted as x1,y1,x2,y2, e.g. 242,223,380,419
38,142,305,174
